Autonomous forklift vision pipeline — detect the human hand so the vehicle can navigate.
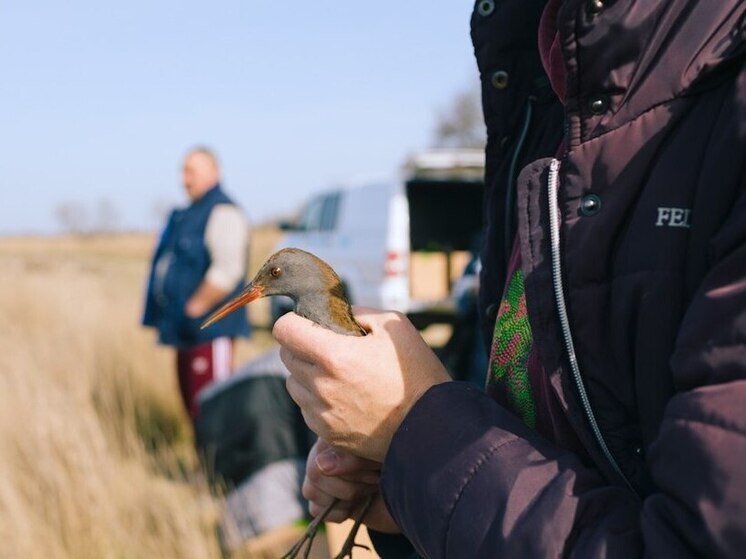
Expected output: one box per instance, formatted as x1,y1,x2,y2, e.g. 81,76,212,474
274,307,451,462
304,439,400,534
186,280,230,318
184,298,207,318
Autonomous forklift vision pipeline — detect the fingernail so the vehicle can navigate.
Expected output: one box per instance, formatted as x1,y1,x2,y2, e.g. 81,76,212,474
315,448,338,474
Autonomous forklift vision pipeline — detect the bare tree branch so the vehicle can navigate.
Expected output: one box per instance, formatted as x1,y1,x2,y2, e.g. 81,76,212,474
433,87,486,149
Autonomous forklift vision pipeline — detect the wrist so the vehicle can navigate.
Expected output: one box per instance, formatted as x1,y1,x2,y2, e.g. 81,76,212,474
184,299,205,318
378,377,451,463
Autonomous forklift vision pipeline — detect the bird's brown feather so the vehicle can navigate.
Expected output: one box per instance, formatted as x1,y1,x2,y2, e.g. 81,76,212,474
327,283,366,336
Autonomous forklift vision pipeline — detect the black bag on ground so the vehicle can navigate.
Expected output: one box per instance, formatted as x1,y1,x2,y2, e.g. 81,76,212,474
194,350,312,488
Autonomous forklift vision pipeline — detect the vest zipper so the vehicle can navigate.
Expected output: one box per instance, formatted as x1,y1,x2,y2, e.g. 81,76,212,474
546,158,636,493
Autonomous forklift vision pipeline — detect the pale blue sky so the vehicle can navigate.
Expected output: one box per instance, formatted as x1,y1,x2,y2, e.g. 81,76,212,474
0,1,479,234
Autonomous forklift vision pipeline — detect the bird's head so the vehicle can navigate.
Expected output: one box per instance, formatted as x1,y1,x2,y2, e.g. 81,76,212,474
201,247,363,335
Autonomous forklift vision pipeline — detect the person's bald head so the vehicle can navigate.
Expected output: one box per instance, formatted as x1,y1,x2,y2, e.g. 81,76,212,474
182,147,221,201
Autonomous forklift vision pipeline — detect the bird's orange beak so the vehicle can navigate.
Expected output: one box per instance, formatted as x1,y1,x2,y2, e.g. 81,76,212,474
200,284,265,330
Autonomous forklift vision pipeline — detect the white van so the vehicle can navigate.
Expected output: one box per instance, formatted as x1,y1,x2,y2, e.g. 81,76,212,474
271,149,484,328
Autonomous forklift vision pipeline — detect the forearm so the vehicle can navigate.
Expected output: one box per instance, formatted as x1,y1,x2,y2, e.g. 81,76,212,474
185,280,230,318
381,383,642,559
382,381,746,559
188,204,248,318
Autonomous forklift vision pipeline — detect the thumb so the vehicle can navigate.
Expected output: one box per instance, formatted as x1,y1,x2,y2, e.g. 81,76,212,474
315,446,381,479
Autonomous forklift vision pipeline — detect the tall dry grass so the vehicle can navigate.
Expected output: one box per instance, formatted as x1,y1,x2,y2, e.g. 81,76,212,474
0,230,280,559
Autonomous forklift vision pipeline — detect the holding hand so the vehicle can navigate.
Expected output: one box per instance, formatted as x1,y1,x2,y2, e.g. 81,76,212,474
274,307,451,463
303,439,400,533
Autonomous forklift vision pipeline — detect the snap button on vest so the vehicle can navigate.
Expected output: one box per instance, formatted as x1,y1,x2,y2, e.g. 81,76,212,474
491,70,509,90
579,194,602,216
589,95,609,115
477,0,495,17
587,0,604,15
486,303,499,320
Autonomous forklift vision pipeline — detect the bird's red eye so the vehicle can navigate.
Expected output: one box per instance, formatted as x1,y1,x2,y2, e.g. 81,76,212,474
270,267,282,278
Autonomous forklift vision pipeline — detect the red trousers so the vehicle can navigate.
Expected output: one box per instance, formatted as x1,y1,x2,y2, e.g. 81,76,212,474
176,337,234,419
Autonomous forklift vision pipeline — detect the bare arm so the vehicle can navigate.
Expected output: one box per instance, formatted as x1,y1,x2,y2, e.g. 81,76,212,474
185,280,231,318
186,204,249,317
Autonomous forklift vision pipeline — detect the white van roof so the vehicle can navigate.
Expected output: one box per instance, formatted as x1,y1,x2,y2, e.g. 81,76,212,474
403,149,485,181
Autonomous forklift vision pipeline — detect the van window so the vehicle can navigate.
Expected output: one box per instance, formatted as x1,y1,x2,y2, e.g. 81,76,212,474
298,197,325,231
320,193,340,231
298,193,340,232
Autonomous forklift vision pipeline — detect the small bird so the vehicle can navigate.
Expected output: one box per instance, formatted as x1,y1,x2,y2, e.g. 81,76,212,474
201,247,365,336
202,247,373,559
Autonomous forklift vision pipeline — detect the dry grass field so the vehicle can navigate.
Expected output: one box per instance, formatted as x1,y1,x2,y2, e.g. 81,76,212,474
0,227,283,559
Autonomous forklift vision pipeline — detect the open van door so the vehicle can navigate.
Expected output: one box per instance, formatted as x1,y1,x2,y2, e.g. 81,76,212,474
403,149,484,327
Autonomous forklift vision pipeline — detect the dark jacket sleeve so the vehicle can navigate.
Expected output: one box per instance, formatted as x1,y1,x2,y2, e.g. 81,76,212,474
381,382,643,558
368,530,420,559
643,176,746,558
380,191,746,558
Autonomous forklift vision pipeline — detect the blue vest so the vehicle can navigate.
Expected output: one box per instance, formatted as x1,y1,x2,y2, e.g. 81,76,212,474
143,185,251,346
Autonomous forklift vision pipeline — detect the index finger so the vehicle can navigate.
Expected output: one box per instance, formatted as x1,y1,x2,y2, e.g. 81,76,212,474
272,311,346,363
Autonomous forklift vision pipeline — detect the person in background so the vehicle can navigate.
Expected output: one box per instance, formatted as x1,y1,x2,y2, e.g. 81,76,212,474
143,147,251,420
274,1,746,558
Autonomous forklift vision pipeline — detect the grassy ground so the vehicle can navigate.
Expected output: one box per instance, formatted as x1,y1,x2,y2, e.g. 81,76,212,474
0,228,282,559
